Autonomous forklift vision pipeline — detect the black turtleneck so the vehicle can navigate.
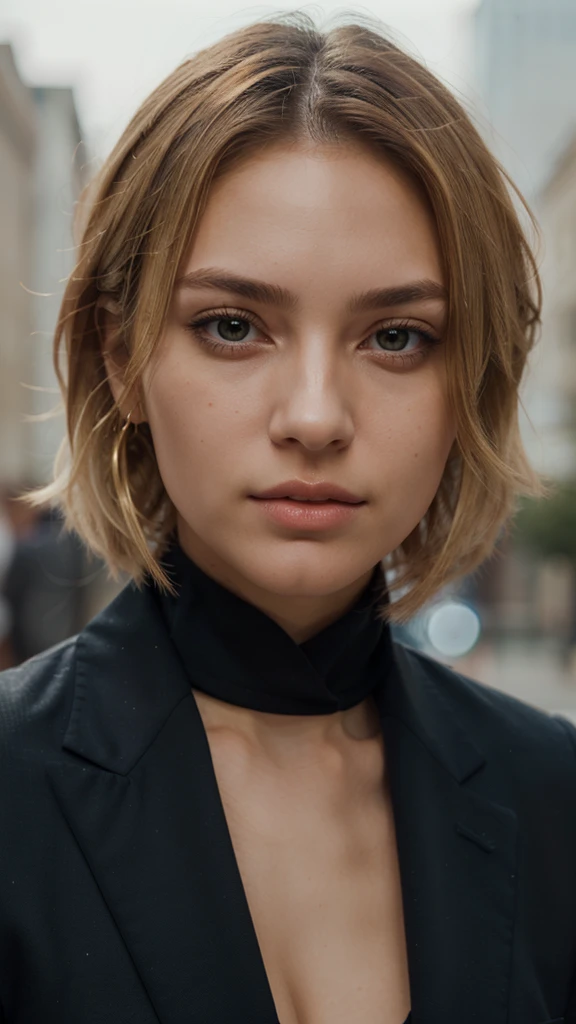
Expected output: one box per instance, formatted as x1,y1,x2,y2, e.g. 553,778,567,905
153,534,395,716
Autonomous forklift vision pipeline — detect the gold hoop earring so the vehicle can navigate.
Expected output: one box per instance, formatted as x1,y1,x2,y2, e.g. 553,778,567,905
111,407,139,520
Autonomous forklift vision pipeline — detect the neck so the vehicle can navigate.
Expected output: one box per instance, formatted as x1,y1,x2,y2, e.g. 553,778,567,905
192,687,384,761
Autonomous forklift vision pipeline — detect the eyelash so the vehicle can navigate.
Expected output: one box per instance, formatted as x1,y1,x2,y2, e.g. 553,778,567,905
184,306,442,367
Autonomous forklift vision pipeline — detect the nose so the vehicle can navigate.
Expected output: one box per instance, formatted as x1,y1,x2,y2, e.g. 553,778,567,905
267,346,355,453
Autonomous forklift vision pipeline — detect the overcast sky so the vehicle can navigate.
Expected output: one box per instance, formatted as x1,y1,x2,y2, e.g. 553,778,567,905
0,0,479,161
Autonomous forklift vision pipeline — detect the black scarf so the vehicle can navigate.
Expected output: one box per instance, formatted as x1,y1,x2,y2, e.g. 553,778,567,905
153,535,394,715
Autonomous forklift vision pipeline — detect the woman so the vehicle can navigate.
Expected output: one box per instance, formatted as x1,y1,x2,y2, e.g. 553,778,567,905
1,12,575,1024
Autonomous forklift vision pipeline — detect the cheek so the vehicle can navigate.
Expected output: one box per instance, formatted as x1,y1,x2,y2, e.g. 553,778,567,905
401,395,454,466
374,380,455,518
142,358,244,501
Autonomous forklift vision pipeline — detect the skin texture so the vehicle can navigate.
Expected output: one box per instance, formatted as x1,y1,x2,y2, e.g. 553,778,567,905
103,139,456,750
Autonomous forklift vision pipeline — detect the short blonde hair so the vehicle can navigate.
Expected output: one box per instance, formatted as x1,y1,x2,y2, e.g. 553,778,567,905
25,10,544,623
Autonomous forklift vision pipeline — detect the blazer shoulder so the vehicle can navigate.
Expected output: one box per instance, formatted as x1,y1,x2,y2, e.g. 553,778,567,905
398,642,576,781
0,636,78,765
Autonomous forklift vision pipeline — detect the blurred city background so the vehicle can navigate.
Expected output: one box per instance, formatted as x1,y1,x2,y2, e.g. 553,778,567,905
1,0,576,723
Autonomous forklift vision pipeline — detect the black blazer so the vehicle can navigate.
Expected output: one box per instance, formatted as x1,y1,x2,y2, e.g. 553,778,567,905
1,574,576,1024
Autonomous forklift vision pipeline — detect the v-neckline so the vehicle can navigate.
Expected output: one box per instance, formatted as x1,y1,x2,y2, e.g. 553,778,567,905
189,681,412,1024
51,566,518,1024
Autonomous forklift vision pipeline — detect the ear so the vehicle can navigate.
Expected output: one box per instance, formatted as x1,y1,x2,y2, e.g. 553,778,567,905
96,297,147,425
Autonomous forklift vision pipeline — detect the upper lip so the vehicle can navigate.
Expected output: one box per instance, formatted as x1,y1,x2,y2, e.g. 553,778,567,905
251,480,366,503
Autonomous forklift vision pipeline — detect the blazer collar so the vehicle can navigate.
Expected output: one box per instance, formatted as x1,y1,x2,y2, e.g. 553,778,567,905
59,577,485,782
46,578,519,1024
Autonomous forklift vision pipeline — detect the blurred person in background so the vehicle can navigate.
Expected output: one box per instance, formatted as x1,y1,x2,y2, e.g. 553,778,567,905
0,484,88,667
1,12,576,1024
0,494,16,670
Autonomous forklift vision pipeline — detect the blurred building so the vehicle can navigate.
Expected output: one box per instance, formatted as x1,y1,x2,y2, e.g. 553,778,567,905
0,44,85,488
474,0,576,201
472,0,576,480
526,133,576,482
463,1,576,640
0,44,118,663
0,45,36,484
29,85,85,483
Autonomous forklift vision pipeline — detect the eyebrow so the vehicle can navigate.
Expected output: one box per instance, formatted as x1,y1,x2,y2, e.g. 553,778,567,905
175,268,447,313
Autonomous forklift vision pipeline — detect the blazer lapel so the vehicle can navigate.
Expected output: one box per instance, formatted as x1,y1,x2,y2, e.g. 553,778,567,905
376,642,519,1024
45,580,280,1024
45,576,519,1024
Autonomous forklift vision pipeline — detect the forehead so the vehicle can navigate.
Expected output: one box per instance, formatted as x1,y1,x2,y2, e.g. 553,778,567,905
184,141,444,292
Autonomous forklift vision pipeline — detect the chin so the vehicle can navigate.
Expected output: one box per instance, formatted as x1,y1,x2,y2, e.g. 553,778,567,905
232,541,377,598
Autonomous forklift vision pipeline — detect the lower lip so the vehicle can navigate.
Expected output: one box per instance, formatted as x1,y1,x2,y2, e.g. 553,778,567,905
250,497,365,530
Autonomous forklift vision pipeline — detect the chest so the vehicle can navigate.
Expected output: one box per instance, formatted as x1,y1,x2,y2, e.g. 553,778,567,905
201,723,411,1024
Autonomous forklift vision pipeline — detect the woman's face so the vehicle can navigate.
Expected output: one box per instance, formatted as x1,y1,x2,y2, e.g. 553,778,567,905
137,141,456,635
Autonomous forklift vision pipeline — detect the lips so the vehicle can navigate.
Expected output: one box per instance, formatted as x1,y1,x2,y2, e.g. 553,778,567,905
251,479,365,504
250,493,364,530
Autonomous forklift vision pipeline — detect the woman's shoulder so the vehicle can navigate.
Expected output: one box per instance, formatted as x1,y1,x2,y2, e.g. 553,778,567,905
394,640,576,787
0,636,78,766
